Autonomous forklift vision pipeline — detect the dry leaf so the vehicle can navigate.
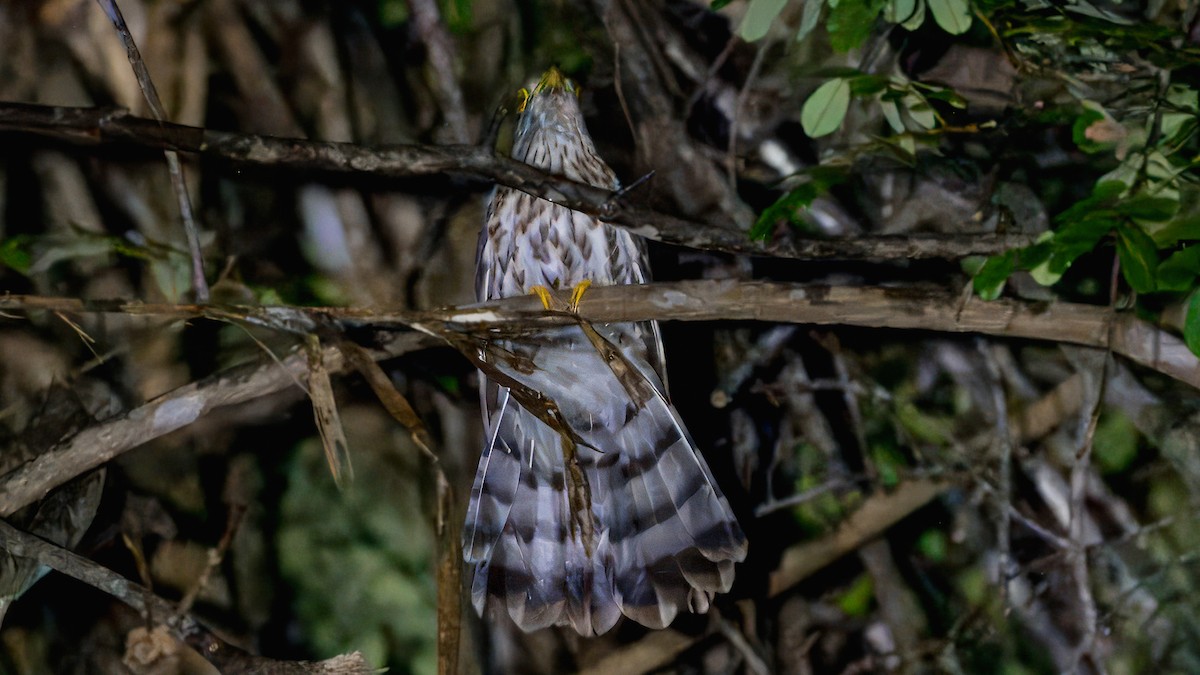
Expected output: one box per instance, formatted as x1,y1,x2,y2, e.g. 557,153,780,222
305,334,353,489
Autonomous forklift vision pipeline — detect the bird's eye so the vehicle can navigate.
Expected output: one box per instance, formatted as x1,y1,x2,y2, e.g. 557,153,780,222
516,87,530,113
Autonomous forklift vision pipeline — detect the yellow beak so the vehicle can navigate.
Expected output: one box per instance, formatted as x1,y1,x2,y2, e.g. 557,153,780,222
535,67,575,95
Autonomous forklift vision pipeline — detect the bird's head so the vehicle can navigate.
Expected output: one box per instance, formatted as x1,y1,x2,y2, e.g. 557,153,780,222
512,67,591,163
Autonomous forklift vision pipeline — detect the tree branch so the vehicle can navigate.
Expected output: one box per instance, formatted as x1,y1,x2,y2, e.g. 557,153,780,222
0,518,374,674
0,280,1194,518
0,330,436,516
0,101,1033,260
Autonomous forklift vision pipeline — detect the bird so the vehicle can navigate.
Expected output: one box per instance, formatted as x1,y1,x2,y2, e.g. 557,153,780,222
464,66,747,636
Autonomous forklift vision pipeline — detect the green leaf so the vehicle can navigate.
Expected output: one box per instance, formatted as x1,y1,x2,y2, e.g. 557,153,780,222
1053,180,1125,227
1094,410,1140,474
960,255,986,277
880,98,905,133
27,236,119,275
940,92,967,110
750,185,820,240
750,168,847,240
973,251,1015,300
904,92,936,129
0,236,33,275
801,78,852,138
1158,246,1200,292
1142,152,1182,203
378,0,408,26
1026,233,1062,285
917,529,948,562
1150,214,1200,247
1072,104,1112,154
1014,241,1053,271
827,0,887,51
927,0,972,34
740,0,789,42
711,0,734,8
920,86,968,109
1186,289,1200,357
1049,213,1117,273
1115,223,1159,293
1162,84,1199,143
1117,195,1179,223
796,0,825,42
1063,0,1135,24
848,74,888,96
894,402,955,445
837,574,875,616
435,374,462,396
441,0,473,33
1029,258,1063,286
883,0,918,24
1099,161,1138,190
1165,83,1199,112
1162,115,1198,150
899,0,925,29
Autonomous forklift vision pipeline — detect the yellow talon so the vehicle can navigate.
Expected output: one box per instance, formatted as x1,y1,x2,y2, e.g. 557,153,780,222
568,280,592,312
531,285,553,310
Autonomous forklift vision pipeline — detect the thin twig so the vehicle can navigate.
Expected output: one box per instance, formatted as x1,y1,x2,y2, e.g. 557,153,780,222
93,0,209,301
175,502,246,617
726,38,771,190
407,0,471,144
769,478,952,596
978,340,1014,607
1007,502,1072,550
714,611,771,675
755,477,853,517
1069,352,1109,674
435,472,461,675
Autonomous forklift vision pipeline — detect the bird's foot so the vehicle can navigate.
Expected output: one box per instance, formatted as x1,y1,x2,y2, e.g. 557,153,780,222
568,280,591,313
531,285,554,310
529,282,590,312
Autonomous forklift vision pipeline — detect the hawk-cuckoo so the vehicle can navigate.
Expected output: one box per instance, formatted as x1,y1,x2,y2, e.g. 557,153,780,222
464,67,747,636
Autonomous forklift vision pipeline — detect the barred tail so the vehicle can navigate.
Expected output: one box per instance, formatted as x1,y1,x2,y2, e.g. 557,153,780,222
463,378,746,635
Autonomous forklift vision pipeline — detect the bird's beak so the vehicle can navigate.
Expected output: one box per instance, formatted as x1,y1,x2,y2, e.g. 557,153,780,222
535,67,576,95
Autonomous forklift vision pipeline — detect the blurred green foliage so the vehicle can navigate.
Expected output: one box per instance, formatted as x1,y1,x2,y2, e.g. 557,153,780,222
278,434,436,674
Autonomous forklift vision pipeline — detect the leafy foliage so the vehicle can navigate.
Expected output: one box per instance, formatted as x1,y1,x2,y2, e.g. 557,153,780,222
749,166,847,239
826,0,889,52
742,0,974,45
977,76,1200,349
739,0,1200,355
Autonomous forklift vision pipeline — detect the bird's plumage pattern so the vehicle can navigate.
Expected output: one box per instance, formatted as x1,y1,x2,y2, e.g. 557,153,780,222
466,68,747,635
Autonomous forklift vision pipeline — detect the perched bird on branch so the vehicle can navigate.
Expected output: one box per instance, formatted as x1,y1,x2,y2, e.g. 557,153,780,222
464,67,747,636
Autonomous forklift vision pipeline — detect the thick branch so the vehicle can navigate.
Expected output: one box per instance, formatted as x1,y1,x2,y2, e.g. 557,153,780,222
558,281,1198,390
0,101,1032,260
